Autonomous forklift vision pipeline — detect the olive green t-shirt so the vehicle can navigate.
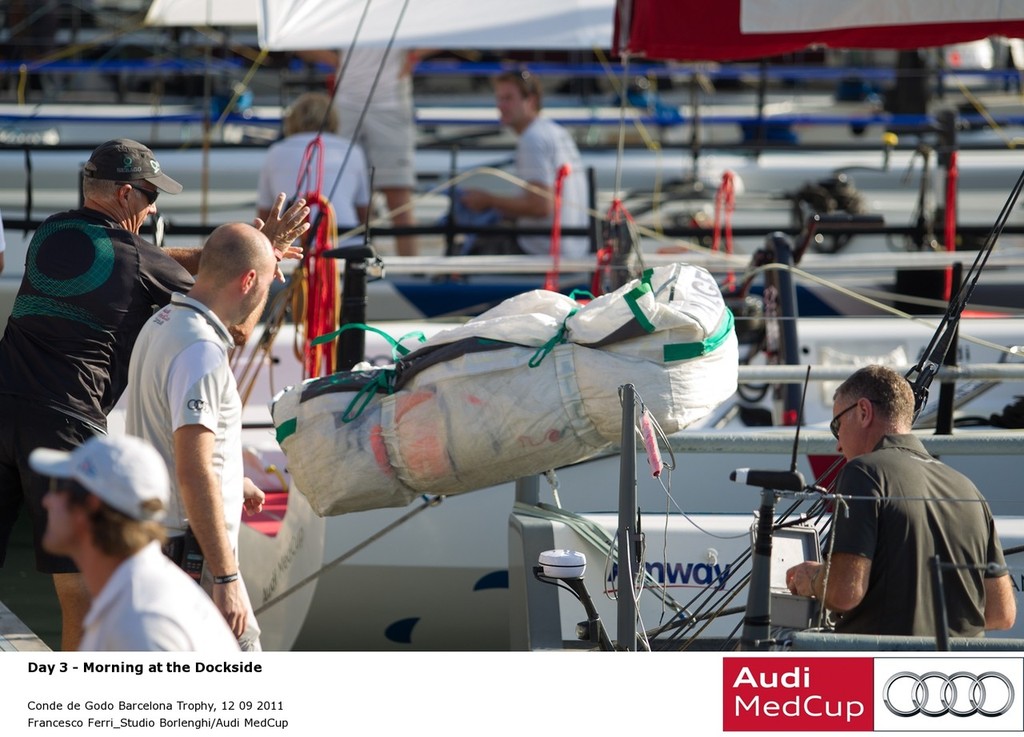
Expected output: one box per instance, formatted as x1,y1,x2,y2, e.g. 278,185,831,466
830,434,1006,637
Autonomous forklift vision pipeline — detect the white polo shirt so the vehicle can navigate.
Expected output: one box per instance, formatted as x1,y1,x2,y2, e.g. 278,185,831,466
258,131,370,237
125,293,244,547
80,542,239,652
516,117,589,258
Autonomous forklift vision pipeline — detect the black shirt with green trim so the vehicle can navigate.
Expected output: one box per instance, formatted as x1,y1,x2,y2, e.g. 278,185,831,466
0,208,193,429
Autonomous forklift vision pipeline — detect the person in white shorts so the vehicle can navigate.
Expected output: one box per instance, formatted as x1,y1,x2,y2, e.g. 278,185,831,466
300,47,428,256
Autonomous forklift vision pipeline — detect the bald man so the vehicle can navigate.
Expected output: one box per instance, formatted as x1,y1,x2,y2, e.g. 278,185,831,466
125,223,279,651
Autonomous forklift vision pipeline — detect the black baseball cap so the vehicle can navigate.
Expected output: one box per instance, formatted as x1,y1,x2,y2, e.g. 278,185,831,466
83,138,183,194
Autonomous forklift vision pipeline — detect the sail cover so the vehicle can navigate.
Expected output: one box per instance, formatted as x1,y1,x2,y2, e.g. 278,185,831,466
257,0,615,50
271,263,738,515
616,0,1024,61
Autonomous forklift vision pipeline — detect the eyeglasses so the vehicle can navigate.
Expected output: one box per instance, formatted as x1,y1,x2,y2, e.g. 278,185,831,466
830,399,871,439
118,182,159,205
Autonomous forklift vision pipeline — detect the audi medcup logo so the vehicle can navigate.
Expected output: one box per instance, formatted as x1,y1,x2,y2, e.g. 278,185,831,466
723,657,874,731
883,671,1014,718
875,658,1023,732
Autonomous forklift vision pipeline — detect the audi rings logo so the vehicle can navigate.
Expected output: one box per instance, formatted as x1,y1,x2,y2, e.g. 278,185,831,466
883,671,1015,718
187,399,207,412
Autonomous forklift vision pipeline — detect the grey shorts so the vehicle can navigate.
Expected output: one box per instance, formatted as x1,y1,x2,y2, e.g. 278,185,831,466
338,104,417,190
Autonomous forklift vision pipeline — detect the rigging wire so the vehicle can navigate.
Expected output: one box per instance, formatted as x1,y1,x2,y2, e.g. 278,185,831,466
318,0,413,218
290,0,377,222
905,164,1024,419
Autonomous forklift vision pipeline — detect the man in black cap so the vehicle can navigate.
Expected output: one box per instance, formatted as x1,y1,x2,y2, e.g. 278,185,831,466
84,138,186,194
0,138,309,650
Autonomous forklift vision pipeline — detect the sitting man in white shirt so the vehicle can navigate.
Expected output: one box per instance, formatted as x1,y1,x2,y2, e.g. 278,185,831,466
32,434,239,651
460,70,589,259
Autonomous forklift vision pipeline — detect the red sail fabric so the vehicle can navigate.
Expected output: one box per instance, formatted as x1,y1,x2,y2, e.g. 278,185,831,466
616,0,1024,61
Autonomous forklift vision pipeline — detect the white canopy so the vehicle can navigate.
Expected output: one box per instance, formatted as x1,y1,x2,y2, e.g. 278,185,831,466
257,0,615,51
144,0,259,27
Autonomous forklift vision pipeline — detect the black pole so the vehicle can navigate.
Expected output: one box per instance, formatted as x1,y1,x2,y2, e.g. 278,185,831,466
935,263,962,435
936,108,958,170
337,258,368,371
616,383,638,651
754,60,767,160
322,243,377,371
25,146,34,228
587,166,598,254
561,577,614,651
444,146,458,256
689,73,702,181
740,488,778,651
767,232,802,424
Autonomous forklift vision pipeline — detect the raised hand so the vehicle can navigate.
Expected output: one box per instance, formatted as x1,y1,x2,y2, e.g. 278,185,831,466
255,193,310,281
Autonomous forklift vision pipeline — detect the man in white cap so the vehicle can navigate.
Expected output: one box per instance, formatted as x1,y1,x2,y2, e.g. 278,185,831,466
32,434,239,651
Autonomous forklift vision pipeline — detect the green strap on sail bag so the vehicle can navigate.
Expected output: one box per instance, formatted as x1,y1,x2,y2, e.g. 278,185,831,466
662,309,735,362
275,417,297,444
275,368,395,444
311,322,426,361
529,307,580,367
623,270,656,333
278,325,428,442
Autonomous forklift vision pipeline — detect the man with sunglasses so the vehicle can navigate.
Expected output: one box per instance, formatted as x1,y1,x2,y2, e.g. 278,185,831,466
0,138,308,651
786,364,1015,637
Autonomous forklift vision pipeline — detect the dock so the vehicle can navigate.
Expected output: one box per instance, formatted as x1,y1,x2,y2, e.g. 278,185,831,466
0,599,51,652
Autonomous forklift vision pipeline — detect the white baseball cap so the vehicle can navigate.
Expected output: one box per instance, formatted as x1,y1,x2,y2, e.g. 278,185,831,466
29,435,170,522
